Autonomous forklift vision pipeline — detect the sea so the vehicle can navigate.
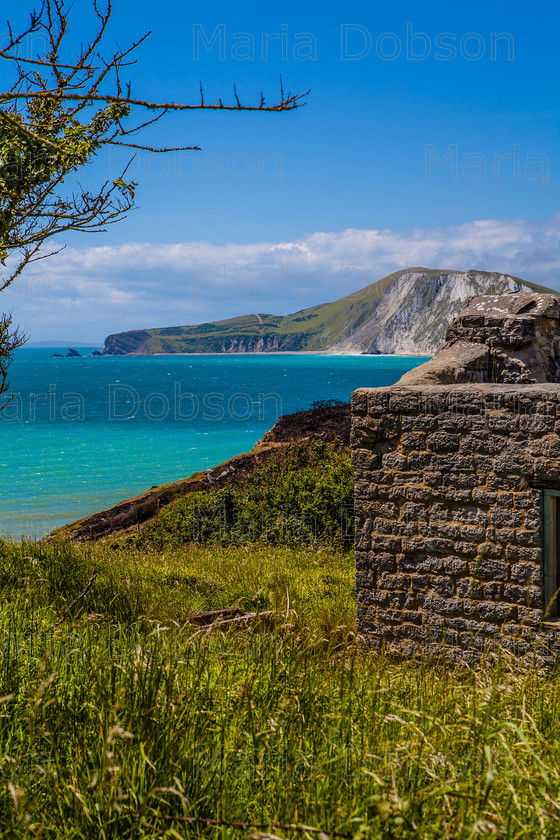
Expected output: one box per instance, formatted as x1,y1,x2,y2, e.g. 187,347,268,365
0,349,429,538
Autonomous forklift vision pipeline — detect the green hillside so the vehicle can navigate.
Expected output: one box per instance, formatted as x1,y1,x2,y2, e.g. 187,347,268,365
102,267,555,355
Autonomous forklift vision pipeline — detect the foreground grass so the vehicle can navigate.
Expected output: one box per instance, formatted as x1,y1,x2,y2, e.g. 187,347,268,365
0,540,559,838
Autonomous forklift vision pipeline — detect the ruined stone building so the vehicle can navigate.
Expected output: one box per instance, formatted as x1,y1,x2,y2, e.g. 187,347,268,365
351,292,560,660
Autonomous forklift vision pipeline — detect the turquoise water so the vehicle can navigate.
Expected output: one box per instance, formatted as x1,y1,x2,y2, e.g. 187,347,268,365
0,349,428,537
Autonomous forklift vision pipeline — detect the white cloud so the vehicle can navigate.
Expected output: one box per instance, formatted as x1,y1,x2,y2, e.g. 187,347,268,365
4,213,559,342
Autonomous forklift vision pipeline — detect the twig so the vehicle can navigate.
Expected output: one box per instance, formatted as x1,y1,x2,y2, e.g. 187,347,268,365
1,89,310,112
55,572,97,625
105,141,201,152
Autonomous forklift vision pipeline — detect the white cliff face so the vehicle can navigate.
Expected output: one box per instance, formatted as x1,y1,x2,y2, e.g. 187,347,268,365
327,270,527,355
103,267,541,356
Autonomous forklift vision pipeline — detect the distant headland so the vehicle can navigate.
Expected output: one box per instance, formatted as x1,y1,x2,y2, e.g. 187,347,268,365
101,267,554,357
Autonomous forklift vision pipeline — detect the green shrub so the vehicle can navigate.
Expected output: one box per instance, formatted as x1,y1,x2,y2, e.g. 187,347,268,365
139,439,354,549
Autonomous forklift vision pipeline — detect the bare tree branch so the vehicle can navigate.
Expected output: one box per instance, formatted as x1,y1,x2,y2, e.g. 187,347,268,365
1,88,309,111
0,0,307,402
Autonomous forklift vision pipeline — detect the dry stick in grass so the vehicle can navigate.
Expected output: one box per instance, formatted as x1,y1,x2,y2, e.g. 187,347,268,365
55,573,97,626
124,810,350,838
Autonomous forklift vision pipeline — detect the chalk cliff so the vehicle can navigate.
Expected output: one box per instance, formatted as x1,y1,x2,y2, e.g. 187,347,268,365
103,268,554,356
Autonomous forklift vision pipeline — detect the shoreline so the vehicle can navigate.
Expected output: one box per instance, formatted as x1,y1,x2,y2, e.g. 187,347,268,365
101,351,432,359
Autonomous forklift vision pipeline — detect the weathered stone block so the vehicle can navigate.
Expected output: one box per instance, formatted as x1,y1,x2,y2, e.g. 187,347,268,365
481,542,506,560
460,434,505,455
496,491,514,508
407,452,436,470
457,578,484,599
351,390,368,415
448,391,487,412
376,609,404,624
493,527,516,543
420,595,462,615
524,510,541,529
535,400,557,415
392,624,427,642
391,521,418,536
506,545,541,563
394,470,425,485
401,502,429,521
510,562,542,585
374,553,399,572
399,554,444,573
431,522,461,540
503,583,543,608
406,486,433,502
433,488,473,504
402,536,426,553
354,551,371,571
490,507,523,527
427,432,461,451
519,415,556,433
517,606,543,627
439,415,480,432
401,415,439,431
471,558,509,581
388,392,419,413
372,534,402,553
420,393,448,414
443,473,484,489
453,541,480,558
443,556,469,575
474,456,494,473
430,502,449,519
460,525,486,542
425,537,454,554
410,574,430,591
375,485,399,501
444,617,496,636
379,573,410,591
493,454,534,476
400,432,427,451
401,610,424,625
529,433,560,457
452,506,488,524
352,449,382,470
434,454,477,471
368,501,398,518
486,413,520,432
534,458,560,483
487,474,529,491
355,572,376,589
382,452,407,469
515,529,541,547
461,631,499,651
472,488,498,505
477,601,516,623
514,491,541,509
372,517,395,535
366,391,389,416
354,480,379,501
430,576,456,597
483,582,503,601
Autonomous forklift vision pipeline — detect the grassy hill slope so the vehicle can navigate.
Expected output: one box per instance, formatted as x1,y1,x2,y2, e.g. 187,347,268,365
103,267,555,355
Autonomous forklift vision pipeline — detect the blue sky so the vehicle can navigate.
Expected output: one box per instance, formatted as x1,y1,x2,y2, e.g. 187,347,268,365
3,0,559,342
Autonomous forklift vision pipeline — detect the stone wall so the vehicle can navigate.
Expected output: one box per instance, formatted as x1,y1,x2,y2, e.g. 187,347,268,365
351,383,560,662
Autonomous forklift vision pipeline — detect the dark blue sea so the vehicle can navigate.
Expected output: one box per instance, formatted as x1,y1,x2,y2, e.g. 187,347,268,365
0,349,429,537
